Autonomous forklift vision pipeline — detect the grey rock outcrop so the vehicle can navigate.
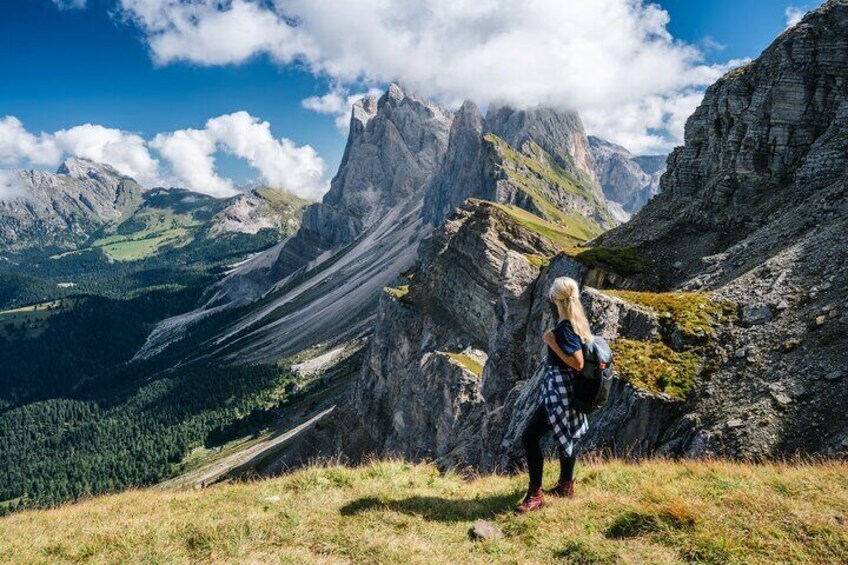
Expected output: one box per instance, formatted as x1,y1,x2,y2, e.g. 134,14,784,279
0,158,144,251
268,85,454,283
422,103,620,231
422,101,486,224
597,0,848,458
286,201,683,472
485,104,599,189
588,136,666,214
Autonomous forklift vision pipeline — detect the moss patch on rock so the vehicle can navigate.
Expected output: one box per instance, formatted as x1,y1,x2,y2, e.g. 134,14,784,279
523,253,552,269
563,246,649,276
613,338,701,400
443,352,484,378
606,290,732,341
383,285,410,301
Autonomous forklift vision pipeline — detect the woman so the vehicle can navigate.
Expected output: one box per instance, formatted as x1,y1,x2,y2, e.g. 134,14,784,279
515,276,592,514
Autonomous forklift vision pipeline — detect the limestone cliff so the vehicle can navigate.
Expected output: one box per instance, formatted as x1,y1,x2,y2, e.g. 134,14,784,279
0,158,144,251
279,200,698,471
423,103,619,232
588,136,666,214
595,0,848,458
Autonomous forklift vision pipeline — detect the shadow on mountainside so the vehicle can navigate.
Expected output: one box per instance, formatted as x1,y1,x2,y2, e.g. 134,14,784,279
340,491,523,522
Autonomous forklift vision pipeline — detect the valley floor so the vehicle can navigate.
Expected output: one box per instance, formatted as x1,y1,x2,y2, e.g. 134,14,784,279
0,459,846,564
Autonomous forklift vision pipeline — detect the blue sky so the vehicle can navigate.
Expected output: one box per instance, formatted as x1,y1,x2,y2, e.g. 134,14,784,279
0,1,823,195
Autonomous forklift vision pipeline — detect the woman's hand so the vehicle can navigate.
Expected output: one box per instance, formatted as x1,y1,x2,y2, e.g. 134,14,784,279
543,329,556,346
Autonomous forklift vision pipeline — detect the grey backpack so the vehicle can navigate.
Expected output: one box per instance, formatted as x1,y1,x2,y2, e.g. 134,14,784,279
572,336,614,414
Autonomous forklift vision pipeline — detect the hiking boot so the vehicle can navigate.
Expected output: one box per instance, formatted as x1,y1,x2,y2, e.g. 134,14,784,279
545,480,575,498
514,488,545,514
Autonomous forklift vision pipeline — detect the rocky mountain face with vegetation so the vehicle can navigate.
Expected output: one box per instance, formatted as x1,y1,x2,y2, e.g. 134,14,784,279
0,158,144,252
589,136,666,215
272,0,848,470
423,102,618,232
139,85,623,366
283,198,728,470
594,0,848,459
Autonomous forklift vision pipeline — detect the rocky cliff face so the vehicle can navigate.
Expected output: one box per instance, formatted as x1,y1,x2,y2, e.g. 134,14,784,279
423,103,618,232
0,158,144,251
266,86,454,284
604,0,848,264
278,200,691,471
595,0,848,458
422,101,486,224
588,136,666,214
485,105,599,189
276,2,848,469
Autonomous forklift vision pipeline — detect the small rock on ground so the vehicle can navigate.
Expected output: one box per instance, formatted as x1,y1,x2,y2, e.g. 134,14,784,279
469,519,504,541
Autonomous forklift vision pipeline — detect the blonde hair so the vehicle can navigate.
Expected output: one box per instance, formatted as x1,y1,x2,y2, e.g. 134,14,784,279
548,277,593,344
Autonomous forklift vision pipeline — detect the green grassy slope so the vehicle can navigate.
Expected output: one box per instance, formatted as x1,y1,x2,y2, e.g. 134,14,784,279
484,134,612,232
0,459,845,564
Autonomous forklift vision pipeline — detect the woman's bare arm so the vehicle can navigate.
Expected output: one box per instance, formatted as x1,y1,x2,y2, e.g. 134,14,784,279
543,330,585,371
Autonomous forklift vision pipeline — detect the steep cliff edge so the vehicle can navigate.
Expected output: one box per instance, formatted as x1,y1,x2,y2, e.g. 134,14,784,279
423,103,617,232
603,0,848,277
278,200,730,471
596,0,848,457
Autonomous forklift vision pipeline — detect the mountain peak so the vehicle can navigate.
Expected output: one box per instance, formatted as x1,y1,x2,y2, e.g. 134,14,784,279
385,82,406,103
56,157,123,181
484,104,600,188
350,94,379,130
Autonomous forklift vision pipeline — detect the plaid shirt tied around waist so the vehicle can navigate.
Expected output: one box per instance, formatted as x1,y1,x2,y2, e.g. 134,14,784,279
541,364,589,456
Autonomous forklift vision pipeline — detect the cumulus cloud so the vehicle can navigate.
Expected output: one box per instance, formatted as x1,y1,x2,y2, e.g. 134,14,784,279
582,58,747,154
0,117,63,166
53,125,161,186
153,112,327,199
0,114,327,199
0,116,160,185
302,86,383,132
115,0,743,151
785,7,806,28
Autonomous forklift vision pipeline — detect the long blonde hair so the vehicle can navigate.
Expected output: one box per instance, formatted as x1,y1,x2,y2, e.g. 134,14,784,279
548,277,593,344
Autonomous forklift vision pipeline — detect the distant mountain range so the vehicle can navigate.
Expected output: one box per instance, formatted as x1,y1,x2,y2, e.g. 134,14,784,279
589,136,667,216
0,158,308,254
0,160,309,309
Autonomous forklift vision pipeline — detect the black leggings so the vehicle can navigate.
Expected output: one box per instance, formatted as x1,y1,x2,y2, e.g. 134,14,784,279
522,403,578,489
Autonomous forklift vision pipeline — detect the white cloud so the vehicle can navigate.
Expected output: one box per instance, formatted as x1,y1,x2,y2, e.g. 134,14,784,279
785,7,806,28
0,117,63,166
0,114,327,199
53,124,161,186
302,86,383,132
582,59,747,154
0,170,28,202
0,116,160,185
153,112,327,199
51,0,88,9
115,0,745,151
